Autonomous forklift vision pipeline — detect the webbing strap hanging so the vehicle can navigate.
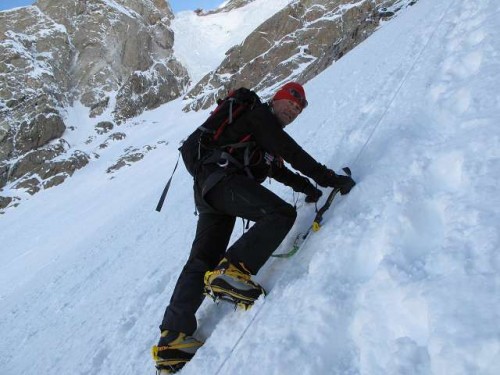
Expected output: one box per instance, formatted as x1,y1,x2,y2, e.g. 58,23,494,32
155,152,181,212
228,98,234,123
240,218,251,233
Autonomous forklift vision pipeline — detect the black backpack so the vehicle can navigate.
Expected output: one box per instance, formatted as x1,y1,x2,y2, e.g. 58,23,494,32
180,87,261,177
156,88,261,212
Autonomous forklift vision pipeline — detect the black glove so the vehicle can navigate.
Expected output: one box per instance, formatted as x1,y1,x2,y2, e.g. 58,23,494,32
304,183,323,203
325,169,356,195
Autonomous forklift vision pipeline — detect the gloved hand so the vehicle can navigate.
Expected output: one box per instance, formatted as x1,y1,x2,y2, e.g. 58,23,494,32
304,183,323,203
325,169,356,195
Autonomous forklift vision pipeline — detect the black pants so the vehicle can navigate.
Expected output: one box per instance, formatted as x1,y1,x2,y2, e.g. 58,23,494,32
160,173,297,335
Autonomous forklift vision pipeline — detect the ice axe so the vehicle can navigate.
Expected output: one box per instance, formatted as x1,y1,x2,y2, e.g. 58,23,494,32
272,167,352,258
312,167,351,232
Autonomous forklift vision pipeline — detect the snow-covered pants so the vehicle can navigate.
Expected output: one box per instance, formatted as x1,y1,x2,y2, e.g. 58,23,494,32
161,173,297,335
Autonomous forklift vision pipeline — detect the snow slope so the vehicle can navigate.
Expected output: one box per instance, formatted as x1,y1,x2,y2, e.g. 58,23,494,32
171,0,292,84
1,0,499,374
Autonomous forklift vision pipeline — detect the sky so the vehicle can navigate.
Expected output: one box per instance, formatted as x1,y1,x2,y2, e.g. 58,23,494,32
2,0,499,374
0,0,225,13
0,0,32,11
170,0,224,13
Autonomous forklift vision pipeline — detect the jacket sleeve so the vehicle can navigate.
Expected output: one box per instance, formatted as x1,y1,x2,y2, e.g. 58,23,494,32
269,162,313,193
246,106,332,187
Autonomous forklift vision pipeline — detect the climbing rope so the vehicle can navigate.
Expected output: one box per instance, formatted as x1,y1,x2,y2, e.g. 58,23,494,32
351,0,456,167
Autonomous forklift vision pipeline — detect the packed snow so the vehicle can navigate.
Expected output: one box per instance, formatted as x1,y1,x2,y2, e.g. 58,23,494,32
1,0,499,374
171,0,292,84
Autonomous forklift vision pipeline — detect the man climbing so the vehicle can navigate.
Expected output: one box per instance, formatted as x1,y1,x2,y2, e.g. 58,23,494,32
152,82,355,373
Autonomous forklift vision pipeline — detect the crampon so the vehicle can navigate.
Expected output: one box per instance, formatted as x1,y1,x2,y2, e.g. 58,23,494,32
151,349,187,374
204,285,257,310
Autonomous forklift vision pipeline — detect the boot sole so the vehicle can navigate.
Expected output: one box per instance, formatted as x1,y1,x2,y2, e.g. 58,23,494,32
152,345,198,373
204,279,265,309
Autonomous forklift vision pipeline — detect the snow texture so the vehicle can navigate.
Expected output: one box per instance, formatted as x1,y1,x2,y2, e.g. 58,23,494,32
171,0,292,84
1,0,499,374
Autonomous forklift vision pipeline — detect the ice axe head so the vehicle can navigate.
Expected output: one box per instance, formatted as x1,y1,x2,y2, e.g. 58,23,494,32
342,167,352,176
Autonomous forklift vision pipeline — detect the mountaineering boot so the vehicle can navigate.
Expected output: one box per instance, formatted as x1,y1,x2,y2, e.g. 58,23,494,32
151,330,203,374
204,257,266,308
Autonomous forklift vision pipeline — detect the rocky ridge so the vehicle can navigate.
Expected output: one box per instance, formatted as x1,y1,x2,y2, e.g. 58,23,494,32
200,0,256,14
0,0,418,211
0,0,188,208
184,0,417,110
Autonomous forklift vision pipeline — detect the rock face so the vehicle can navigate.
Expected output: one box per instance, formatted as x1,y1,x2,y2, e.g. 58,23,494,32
184,0,417,110
0,0,188,208
0,0,418,211
201,0,255,14
35,0,189,119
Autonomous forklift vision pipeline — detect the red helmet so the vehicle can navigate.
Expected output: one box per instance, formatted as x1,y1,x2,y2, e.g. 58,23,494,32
272,82,308,110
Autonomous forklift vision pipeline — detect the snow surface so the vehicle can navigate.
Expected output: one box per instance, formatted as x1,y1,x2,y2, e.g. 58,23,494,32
171,0,292,84
1,0,500,374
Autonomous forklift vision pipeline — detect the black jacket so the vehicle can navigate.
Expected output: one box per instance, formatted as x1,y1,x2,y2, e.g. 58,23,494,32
180,102,331,196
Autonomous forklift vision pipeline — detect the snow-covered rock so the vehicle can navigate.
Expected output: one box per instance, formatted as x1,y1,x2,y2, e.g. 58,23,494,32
184,0,417,110
0,0,417,208
0,0,188,203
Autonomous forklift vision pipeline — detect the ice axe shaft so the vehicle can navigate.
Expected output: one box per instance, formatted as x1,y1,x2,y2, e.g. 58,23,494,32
312,167,351,232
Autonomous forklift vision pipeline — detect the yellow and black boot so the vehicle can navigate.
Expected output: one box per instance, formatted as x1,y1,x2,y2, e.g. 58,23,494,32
151,330,203,374
204,257,266,309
